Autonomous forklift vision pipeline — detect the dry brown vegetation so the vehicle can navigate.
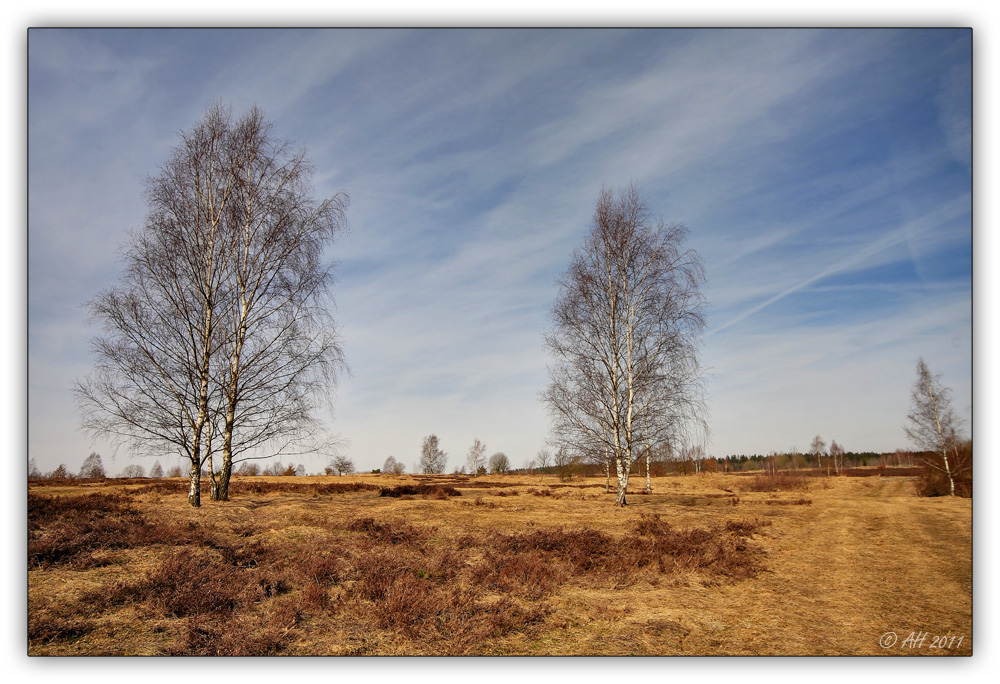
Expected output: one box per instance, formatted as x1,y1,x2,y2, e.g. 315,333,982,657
27,470,971,655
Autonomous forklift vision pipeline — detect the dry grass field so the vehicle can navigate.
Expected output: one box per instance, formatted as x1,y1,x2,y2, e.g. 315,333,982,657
27,470,971,656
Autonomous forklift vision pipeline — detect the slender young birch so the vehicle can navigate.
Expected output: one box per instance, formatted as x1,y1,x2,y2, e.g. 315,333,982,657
467,439,487,477
904,358,967,497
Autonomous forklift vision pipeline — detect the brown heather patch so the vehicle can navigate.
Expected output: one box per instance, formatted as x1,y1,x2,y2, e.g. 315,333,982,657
379,483,461,498
28,472,971,655
739,472,810,493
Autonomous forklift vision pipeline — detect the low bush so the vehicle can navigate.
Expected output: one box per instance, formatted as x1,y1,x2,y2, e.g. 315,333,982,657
92,549,259,617
346,517,427,545
27,614,95,645
916,468,971,498
166,607,296,655
28,493,146,568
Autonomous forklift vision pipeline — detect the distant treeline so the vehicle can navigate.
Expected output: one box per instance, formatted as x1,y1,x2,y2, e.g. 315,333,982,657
504,448,936,479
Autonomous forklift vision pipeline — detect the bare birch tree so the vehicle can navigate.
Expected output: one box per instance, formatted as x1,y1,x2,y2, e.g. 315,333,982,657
77,103,348,507
829,440,845,475
904,358,967,497
420,434,447,474
810,435,826,474
543,184,706,506
466,439,487,477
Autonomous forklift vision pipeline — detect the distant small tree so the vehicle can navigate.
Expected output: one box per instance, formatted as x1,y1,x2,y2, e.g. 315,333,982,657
166,465,183,478
295,464,307,476
282,464,297,476
419,434,447,474
328,456,355,476
828,440,845,475
79,452,106,479
809,436,827,473
488,452,510,474
120,464,145,478
466,439,487,477
28,458,43,480
554,447,577,481
382,455,406,476
236,461,261,476
536,448,551,470
49,464,72,480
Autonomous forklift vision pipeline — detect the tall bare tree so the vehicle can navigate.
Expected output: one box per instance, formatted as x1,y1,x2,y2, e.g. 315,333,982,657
420,434,447,474
543,184,706,506
76,103,348,507
466,439,487,477
904,358,967,497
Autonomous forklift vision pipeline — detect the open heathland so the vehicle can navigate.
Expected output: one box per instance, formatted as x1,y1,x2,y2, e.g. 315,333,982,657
27,470,971,655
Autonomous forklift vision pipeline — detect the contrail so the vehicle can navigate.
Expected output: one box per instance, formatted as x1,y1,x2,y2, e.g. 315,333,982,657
707,194,970,338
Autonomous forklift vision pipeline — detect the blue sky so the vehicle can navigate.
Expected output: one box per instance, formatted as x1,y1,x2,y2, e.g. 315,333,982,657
27,28,972,475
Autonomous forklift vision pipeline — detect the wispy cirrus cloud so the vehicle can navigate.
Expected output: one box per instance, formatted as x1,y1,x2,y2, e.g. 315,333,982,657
28,28,971,474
